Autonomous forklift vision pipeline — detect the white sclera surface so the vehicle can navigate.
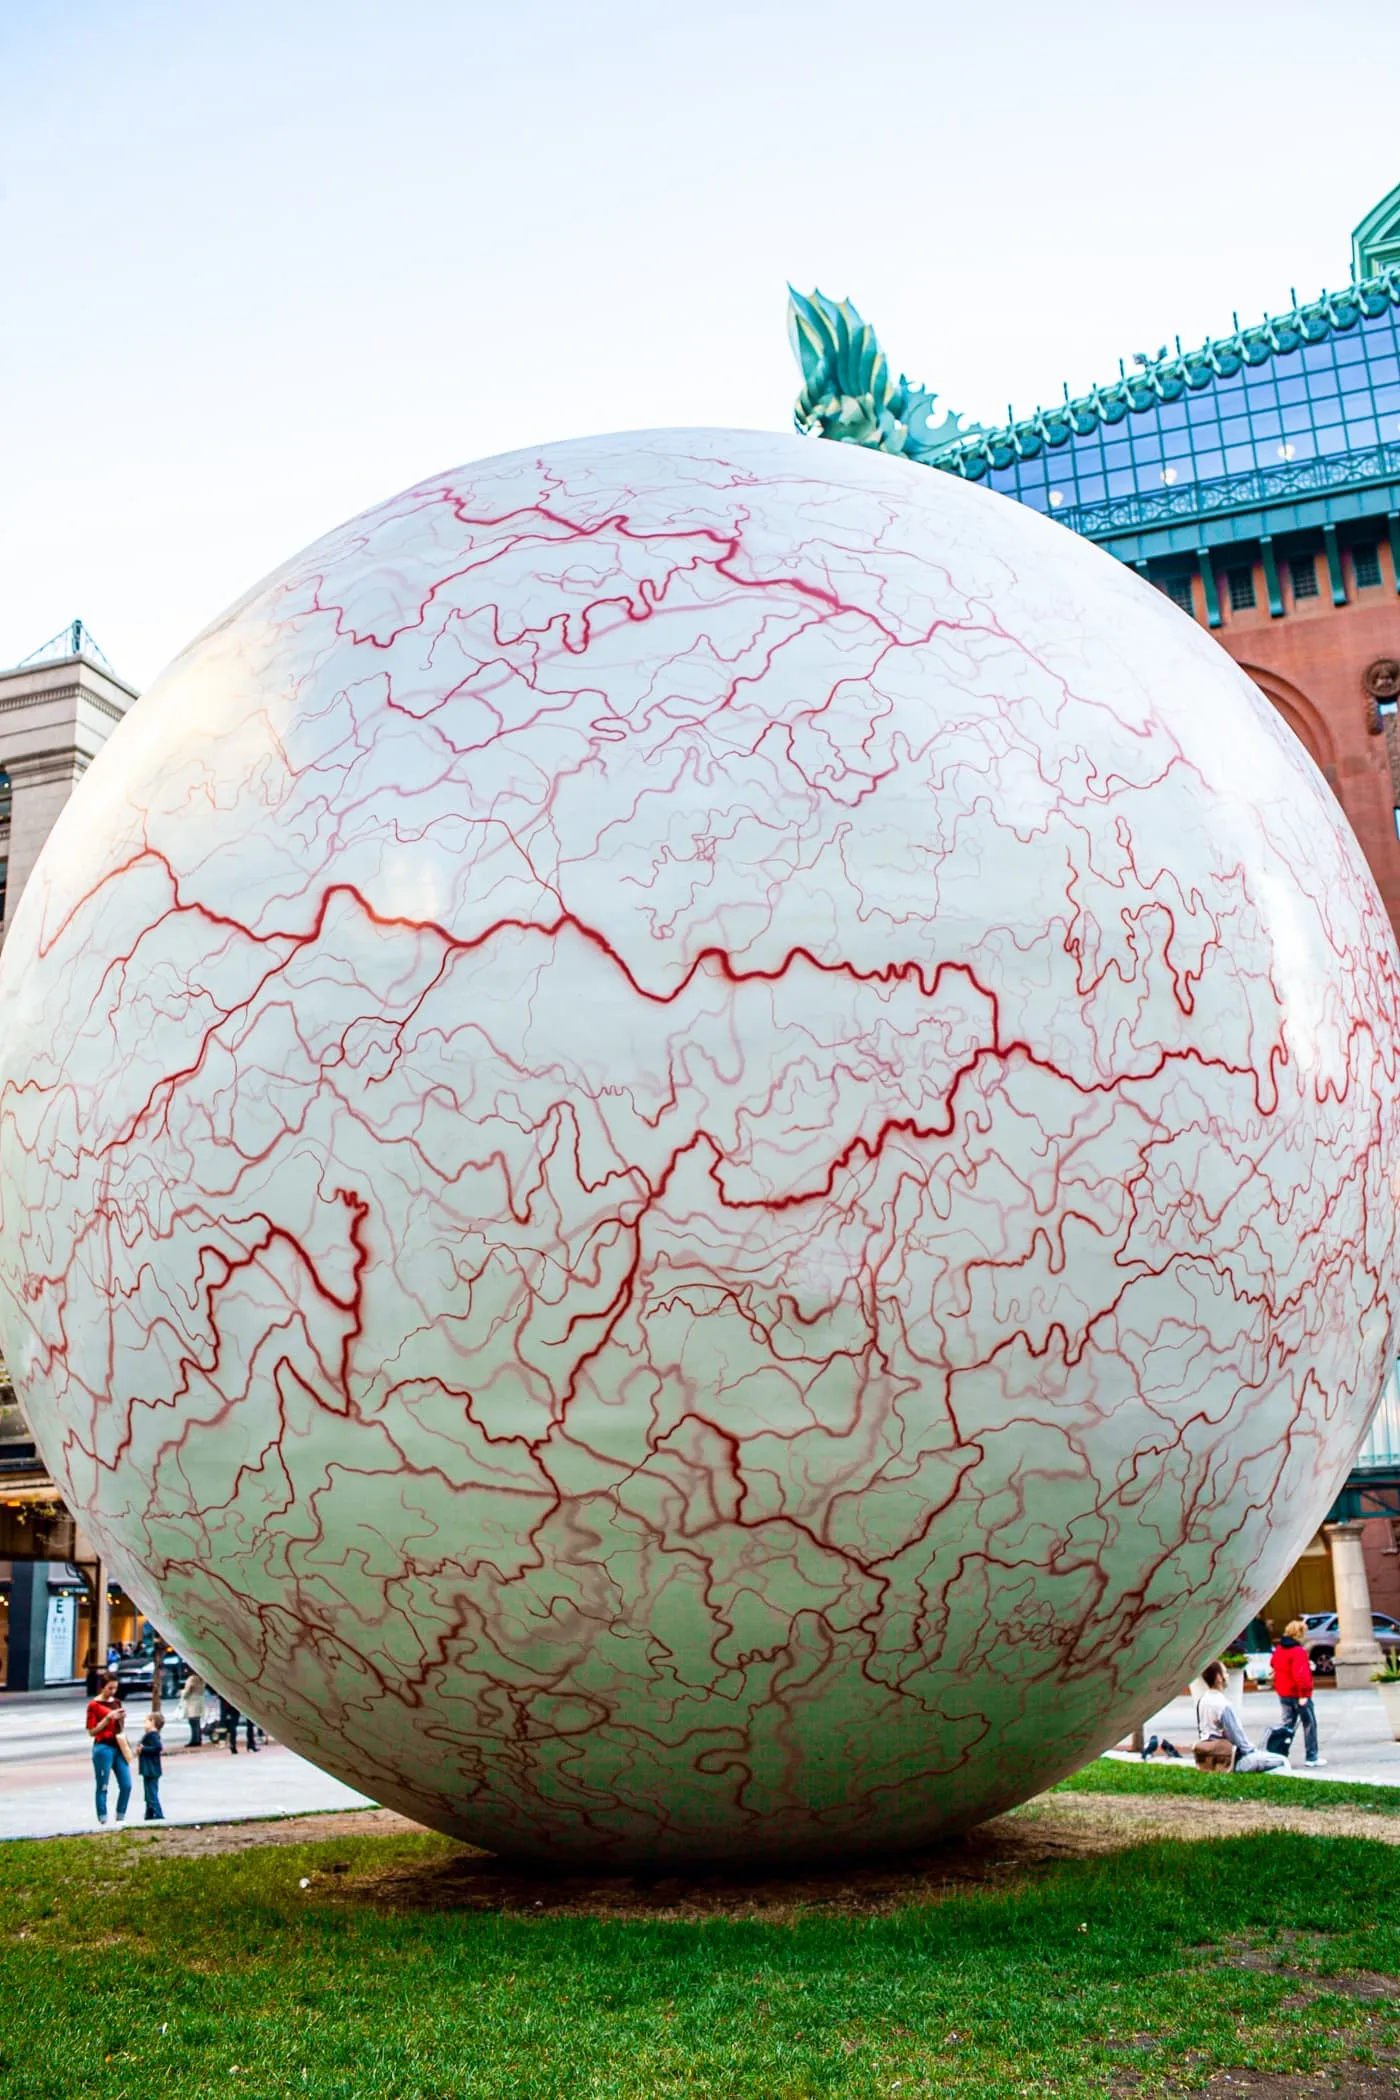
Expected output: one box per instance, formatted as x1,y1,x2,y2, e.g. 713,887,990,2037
1,428,1396,1862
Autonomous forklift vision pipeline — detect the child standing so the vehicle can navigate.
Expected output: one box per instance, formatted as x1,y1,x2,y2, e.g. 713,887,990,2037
138,1714,166,1820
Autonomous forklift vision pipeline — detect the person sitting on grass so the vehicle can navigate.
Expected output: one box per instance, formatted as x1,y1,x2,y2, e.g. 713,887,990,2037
137,1713,165,1821
1196,1660,1288,1773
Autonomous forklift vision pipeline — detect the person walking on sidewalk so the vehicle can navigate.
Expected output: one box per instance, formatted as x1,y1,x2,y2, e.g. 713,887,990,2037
85,1676,132,1827
181,1672,206,1748
137,1713,166,1820
1272,1619,1325,1767
217,1693,259,1753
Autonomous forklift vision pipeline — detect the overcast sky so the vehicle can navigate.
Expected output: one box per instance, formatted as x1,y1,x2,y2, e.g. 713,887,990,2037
3,0,1399,688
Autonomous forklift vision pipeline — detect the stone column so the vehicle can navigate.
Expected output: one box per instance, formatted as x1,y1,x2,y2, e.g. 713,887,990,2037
5,1561,49,1690
1324,1521,1385,1689
78,1557,111,1689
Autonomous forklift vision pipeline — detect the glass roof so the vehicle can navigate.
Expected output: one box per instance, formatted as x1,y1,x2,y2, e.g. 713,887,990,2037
985,302,1400,519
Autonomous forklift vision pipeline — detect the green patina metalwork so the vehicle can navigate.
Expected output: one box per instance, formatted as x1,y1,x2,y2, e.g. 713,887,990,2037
789,268,1400,483
1354,181,1400,282
787,288,980,465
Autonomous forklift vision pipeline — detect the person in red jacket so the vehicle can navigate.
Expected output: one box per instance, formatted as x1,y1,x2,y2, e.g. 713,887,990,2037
1272,1619,1324,1767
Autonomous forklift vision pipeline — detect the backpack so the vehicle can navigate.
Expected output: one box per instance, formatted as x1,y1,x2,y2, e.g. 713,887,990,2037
1265,1719,1296,1758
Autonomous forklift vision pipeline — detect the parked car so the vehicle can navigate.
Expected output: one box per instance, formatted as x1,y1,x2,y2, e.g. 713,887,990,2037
114,1651,186,1702
1302,1611,1400,1676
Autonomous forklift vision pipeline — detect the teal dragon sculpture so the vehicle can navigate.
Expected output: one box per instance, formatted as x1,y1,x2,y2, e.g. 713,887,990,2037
787,288,980,465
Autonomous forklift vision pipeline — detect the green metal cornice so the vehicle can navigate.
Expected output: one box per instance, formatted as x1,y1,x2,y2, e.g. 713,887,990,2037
790,269,1400,483
1354,182,1400,282
787,288,983,465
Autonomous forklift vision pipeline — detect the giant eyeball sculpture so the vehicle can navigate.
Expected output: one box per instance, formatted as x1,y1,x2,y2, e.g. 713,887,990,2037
1,429,1395,1861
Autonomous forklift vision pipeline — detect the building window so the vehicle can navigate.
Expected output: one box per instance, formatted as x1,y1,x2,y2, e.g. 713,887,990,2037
0,858,7,925
1354,543,1383,589
1292,554,1319,600
0,770,9,827
1227,566,1256,611
1162,574,1195,616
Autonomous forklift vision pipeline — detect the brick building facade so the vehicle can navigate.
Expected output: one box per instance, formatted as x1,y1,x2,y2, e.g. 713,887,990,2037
790,183,1400,1677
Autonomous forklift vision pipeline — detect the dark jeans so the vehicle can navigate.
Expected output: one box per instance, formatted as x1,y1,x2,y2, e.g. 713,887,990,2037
225,1714,257,1752
187,1718,202,1747
92,1741,131,1822
1280,1695,1318,1761
142,1775,164,1820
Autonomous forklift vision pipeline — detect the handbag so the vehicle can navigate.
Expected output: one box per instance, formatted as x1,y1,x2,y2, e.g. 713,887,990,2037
1265,1720,1296,1757
1194,1699,1237,1770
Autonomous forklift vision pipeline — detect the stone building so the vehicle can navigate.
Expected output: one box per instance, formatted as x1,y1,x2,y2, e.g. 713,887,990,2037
0,625,140,1688
790,181,1400,1685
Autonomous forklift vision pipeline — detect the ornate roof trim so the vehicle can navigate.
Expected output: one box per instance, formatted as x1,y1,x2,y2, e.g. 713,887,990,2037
1354,182,1400,282
788,268,1400,483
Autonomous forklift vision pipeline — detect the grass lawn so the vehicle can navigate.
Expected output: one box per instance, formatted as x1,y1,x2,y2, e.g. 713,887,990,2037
1058,1757,1400,1815
4,1809,1399,2099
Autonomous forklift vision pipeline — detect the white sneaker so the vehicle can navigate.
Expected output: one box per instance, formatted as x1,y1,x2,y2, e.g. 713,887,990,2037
1305,1758,1328,1768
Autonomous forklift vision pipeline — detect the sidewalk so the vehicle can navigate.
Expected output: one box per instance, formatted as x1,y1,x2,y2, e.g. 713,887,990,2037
1116,1685,1400,1785
0,1688,374,1840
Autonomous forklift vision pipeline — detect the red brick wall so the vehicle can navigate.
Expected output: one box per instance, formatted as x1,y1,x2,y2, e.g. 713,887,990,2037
1364,1516,1400,1622
1195,538,1400,941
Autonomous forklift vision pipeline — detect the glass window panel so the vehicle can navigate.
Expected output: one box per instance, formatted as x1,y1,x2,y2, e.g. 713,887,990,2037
1334,333,1365,362
1340,365,1371,395
1103,441,1131,469
1158,402,1188,429
1251,411,1283,438
1344,415,1379,445
1164,430,1193,458
1369,357,1400,387
1193,450,1224,478
1108,468,1136,495
1277,376,1307,404
1076,475,1107,503
1222,417,1251,444
1280,403,1312,432
1225,445,1256,471
1314,423,1345,451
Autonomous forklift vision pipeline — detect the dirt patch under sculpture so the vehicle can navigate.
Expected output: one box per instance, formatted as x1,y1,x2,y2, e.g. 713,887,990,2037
111,1787,1400,1922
